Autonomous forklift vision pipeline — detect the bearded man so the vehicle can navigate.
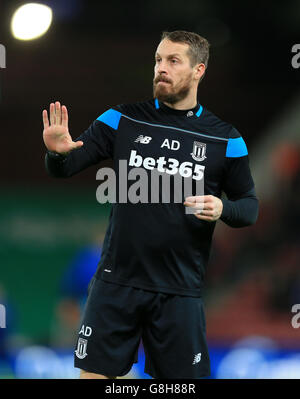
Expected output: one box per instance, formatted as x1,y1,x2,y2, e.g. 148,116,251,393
43,30,258,379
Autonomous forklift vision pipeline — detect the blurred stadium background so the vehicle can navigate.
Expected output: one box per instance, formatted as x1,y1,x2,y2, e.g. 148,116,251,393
1,0,300,379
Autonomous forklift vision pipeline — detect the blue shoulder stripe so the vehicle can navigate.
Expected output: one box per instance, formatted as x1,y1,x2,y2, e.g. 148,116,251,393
97,109,122,130
226,137,248,157
196,105,203,117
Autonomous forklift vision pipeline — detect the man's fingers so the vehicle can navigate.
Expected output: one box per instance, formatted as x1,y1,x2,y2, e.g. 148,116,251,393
184,195,215,212
185,196,197,204
184,201,214,211
42,109,49,129
55,101,61,125
61,105,68,128
195,209,214,216
184,201,204,209
49,101,63,125
49,102,55,125
185,195,212,203
73,140,84,149
184,195,222,222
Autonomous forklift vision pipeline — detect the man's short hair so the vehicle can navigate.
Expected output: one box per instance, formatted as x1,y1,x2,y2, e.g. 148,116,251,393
161,30,210,68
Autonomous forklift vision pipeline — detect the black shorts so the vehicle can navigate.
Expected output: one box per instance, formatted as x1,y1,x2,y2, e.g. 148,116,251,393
74,277,211,379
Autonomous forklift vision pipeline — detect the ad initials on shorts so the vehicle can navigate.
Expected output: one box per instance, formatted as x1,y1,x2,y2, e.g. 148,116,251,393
79,324,92,337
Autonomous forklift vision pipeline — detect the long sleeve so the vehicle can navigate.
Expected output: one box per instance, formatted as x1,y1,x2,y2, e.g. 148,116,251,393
45,108,121,178
220,187,259,227
45,151,68,178
220,133,259,227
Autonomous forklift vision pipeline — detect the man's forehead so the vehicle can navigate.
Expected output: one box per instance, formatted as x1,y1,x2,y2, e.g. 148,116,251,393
155,39,189,57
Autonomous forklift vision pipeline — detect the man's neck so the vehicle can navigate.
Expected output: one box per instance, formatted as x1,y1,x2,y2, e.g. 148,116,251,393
163,96,198,111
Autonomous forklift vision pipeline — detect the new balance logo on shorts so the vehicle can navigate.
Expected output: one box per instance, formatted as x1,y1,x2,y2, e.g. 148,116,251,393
134,135,152,144
192,353,201,365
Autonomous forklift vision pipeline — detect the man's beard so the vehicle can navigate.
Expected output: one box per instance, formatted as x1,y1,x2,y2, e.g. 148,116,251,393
153,74,192,105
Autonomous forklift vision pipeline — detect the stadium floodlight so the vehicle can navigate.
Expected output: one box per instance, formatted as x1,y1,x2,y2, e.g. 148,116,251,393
11,3,53,41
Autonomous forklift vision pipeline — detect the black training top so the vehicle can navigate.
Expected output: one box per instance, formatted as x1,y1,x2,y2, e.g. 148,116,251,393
45,98,258,297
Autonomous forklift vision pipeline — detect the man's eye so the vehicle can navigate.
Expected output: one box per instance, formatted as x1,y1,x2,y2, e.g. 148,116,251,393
155,58,161,63
171,59,178,64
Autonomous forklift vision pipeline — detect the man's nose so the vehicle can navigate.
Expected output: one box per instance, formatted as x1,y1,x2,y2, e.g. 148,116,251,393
156,60,168,74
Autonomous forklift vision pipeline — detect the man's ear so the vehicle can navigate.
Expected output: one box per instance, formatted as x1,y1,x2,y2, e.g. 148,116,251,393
194,63,206,81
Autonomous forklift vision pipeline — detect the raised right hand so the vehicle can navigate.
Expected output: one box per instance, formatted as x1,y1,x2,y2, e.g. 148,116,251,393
42,101,83,154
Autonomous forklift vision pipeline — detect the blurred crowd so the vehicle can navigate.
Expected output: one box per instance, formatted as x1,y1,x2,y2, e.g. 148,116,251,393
205,141,300,341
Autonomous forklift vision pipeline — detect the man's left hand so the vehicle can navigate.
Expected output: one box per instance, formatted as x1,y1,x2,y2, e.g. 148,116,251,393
184,195,223,222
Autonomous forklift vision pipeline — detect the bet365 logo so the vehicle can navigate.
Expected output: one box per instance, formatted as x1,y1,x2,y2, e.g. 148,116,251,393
0,44,6,69
129,150,205,181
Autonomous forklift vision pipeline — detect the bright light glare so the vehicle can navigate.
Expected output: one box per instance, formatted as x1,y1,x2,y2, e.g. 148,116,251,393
11,3,53,41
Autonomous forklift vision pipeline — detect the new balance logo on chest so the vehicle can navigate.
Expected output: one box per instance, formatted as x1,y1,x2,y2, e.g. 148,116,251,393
135,135,152,144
